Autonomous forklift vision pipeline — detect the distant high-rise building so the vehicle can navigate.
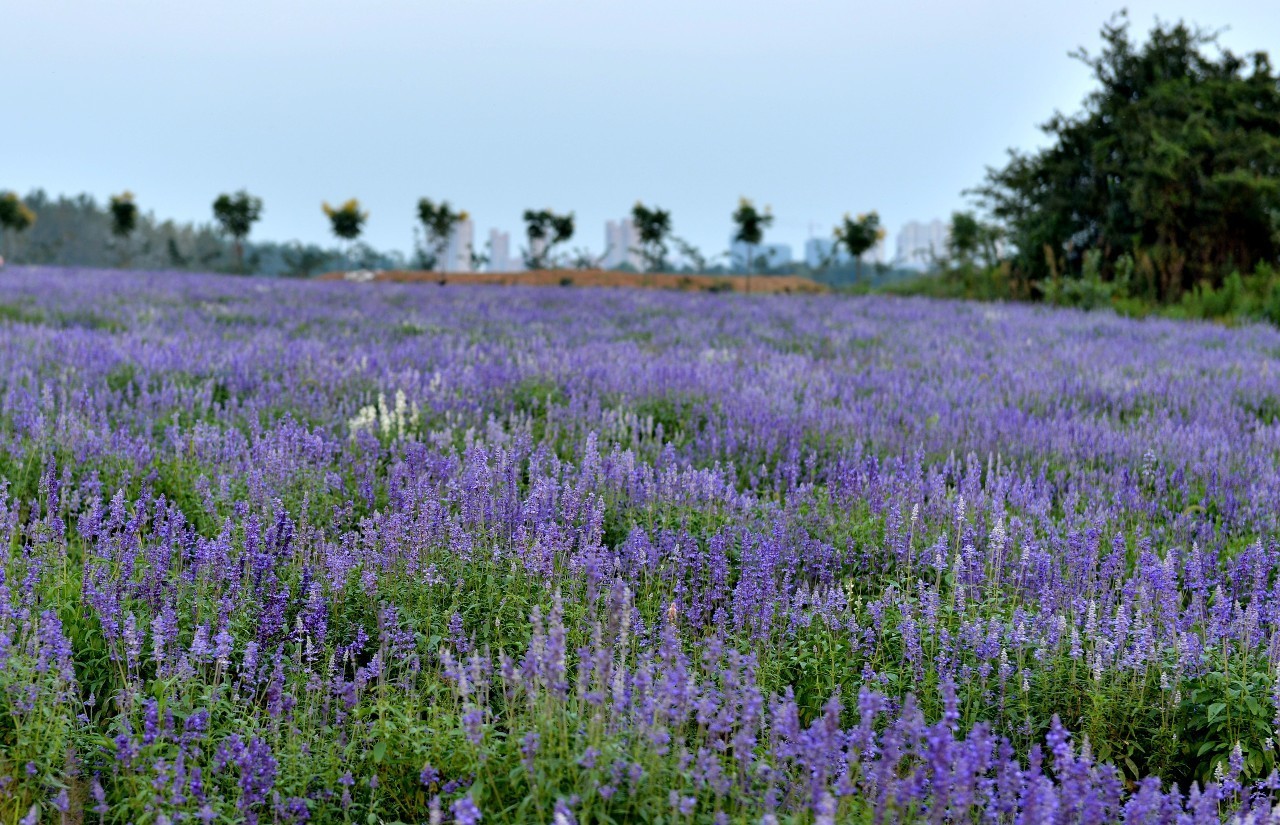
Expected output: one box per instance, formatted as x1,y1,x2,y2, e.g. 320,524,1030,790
603,219,642,270
805,236,885,269
894,219,948,270
440,219,474,273
729,238,792,271
805,238,842,269
862,236,887,265
488,229,513,272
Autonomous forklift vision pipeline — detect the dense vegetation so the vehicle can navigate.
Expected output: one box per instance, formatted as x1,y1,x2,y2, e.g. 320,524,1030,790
959,13,1280,309
3,267,1280,822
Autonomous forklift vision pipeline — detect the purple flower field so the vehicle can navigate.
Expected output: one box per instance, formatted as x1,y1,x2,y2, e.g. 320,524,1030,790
5,266,1280,823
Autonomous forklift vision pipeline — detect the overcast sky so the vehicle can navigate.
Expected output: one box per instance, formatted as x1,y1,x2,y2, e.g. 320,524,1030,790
8,0,1280,260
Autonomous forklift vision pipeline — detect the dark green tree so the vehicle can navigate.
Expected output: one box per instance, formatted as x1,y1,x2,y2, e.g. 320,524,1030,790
947,212,981,265
946,211,1002,269
212,190,264,273
109,192,138,238
282,242,332,278
0,192,36,263
323,199,368,265
522,209,574,269
731,198,773,291
631,202,673,272
416,198,468,271
975,12,1280,301
109,192,139,267
834,211,885,283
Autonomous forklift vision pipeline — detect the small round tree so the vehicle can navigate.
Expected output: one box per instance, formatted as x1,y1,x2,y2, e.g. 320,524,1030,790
0,192,36,265
834,211,884,283
109,192,140,268
322,199,369,266
213,190,264,273
632,202,673,272
731,198,773,292
416,198,468,272
522,209,574,270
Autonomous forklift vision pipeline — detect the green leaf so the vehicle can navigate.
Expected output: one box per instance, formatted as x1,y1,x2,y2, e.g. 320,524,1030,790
1208,702,1227,722
373,741,387,763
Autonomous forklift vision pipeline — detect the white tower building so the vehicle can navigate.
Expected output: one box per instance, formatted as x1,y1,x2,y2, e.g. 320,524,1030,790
894,219,948,270
603,219,643,270
488,229,515,272
441,219,474,273
805,238,841,269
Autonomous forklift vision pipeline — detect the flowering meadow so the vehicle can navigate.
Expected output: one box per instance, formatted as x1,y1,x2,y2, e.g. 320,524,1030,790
5,266,1280,823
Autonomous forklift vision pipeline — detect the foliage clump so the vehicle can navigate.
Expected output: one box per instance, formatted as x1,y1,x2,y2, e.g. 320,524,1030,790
976,12,1280,302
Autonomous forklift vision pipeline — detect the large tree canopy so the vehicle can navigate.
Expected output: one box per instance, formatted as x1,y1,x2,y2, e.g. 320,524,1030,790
976,13,1280,301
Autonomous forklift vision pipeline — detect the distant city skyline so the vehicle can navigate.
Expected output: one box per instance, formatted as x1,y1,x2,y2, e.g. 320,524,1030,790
439,216,930,272
434,214,994,273
804,234,887,270
8,1,1279,263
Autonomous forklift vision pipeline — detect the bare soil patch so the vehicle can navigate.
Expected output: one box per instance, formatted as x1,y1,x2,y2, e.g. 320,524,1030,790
317,269,826,294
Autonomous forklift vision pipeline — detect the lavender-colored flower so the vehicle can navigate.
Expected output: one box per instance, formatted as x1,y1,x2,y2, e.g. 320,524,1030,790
9,266,1280,821
213,625,234,667
552,799,577,825
452,796,482,825
812,791,836,825
521,730,540,774
189,623,211,661
463,707,485,747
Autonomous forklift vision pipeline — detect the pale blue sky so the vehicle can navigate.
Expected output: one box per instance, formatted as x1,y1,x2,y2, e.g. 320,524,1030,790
8,0,1279,260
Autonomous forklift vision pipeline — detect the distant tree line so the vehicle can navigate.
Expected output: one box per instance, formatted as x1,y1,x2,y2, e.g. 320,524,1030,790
0,184,899,282
0,190,404,276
